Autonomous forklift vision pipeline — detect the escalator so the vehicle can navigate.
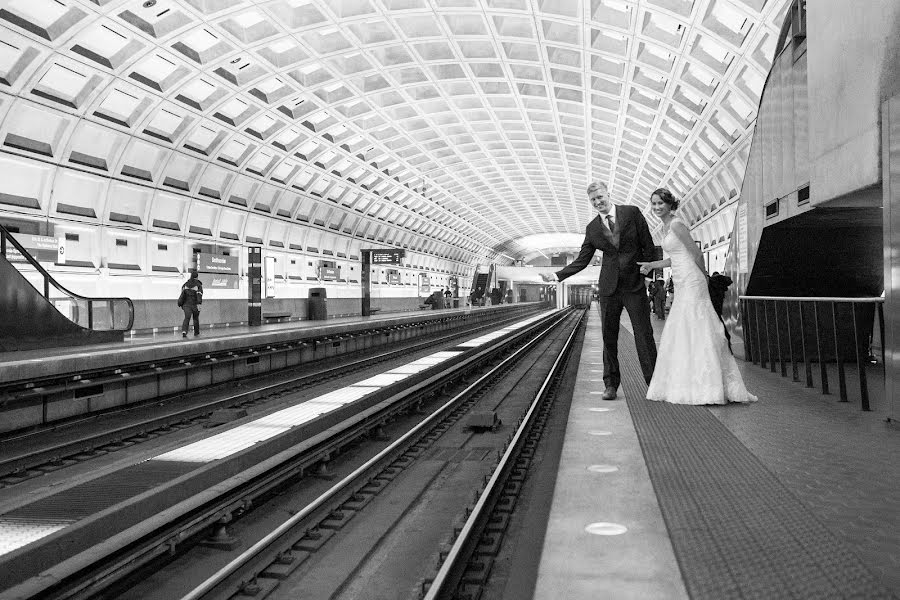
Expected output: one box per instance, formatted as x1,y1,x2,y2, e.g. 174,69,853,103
472,272,489,301
0,224,134,352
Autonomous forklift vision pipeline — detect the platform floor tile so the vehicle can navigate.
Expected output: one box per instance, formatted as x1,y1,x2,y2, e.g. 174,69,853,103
619,309,896,600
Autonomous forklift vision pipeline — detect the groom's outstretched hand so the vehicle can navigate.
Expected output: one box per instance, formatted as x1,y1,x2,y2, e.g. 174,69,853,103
540,272,559,282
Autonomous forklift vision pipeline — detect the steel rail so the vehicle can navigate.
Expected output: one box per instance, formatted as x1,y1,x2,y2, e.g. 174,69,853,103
0,309,537,479
1,309,569,600
179,309,576,600
0,306,538,394
423,309,583,599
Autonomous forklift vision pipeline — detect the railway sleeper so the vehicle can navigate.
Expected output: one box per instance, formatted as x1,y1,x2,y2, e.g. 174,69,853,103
476,530,504,556
462,555,494,585
342,491,376,511
259,550,309,581
457,582,484,600
484,512,510,534
319,508,356,530
293,527,335,552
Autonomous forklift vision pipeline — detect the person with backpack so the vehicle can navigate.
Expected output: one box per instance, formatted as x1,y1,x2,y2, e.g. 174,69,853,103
178,269,203,338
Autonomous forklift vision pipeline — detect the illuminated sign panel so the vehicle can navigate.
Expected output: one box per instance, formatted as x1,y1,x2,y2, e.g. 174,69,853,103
195,252,240,289
367,249,405,264
8,234,59,263
196,253,238,274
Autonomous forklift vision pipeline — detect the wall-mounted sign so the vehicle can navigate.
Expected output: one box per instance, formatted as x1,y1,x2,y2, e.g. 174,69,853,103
264,255,276,298
386,269,400,284
199,273,239,289
737,203,748,273
320,266,339,281
418,273,430,296
7,234,60,263
196,253,238,274
367,249,406,264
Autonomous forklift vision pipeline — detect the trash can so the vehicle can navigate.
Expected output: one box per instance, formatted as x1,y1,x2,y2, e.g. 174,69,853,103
308,287,327,320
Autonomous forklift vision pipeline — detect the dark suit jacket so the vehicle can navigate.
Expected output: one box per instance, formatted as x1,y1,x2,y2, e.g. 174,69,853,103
555,205,656,296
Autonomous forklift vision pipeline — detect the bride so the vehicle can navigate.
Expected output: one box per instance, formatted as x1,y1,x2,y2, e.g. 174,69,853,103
637,188,757,405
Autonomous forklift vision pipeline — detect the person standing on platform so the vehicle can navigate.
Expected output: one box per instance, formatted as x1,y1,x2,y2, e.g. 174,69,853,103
708,271,735,353
665,276,674,315
708,272,733,317
541,181,658,400
638,188,755,404
178,269,203,338
651,279,666,320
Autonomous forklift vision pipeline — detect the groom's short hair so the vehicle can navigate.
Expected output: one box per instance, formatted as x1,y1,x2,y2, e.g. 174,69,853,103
586,181,607,195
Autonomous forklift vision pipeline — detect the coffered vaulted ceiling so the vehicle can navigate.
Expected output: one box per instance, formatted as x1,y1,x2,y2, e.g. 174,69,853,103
0,0,790,263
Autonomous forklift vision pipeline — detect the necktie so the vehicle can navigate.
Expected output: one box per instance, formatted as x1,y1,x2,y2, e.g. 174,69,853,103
606,214,615,234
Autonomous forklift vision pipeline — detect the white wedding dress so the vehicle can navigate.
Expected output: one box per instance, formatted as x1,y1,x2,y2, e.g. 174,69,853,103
646,218,757,404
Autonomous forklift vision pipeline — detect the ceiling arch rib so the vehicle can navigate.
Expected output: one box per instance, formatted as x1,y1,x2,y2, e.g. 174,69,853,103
0,0,790,264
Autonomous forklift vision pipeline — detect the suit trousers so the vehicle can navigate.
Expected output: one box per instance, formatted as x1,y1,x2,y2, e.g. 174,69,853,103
598,289,657,387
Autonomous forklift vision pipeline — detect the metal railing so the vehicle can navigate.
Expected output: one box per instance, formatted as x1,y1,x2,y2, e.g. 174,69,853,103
739,295,884,411
0,224,134,331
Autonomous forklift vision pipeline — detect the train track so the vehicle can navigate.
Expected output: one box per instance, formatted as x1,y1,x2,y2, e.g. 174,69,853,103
0,308,580,600
130,308,582,600
0,309,540,484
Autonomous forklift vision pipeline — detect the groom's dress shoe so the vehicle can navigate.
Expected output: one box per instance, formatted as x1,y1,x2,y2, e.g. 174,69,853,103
601,386,617,400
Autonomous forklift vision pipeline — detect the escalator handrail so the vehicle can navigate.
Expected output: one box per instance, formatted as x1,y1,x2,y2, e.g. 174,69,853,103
0,224,135,331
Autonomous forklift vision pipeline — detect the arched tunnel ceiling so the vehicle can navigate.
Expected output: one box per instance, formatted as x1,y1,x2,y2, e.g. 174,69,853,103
0,0,790,263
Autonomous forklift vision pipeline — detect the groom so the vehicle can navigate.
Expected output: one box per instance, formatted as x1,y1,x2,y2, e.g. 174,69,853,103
542,182,658,399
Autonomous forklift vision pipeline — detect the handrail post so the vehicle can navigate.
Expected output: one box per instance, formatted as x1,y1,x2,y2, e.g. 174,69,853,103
774,300,785,377
44,276,49,299
88,300,93,330
831,301,847,402
755,300,764,368
741,295,882,411
741,299,753,362
764,300,775,372
814,302,829,394
799,301,813,387
851,303,870,411
786,300,798,381
1,229,5,257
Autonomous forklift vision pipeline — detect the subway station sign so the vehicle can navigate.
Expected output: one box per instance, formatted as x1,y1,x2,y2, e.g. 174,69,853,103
366,249,405,265
195,253,239,289
196,253,238,274
7,234,60,264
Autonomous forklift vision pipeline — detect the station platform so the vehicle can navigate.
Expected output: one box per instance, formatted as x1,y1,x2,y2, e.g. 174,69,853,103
534,306,900,599
0,303,542,436
0,304,513,386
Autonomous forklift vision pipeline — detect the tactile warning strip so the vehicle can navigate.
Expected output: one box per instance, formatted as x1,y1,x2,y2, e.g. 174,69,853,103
618,328,896,600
